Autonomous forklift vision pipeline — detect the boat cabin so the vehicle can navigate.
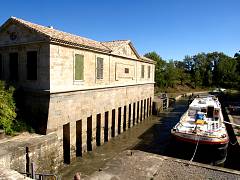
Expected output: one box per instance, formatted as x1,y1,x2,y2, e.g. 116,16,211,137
188,96,221,121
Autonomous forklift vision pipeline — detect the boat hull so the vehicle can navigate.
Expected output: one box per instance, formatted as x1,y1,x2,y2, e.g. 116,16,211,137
171,131,229,145
171,131,229,165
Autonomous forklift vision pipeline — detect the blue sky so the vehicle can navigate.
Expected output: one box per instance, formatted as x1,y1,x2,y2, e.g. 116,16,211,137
0,0,239,60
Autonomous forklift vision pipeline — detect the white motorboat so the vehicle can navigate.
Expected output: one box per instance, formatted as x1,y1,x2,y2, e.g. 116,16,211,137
171,95,229,145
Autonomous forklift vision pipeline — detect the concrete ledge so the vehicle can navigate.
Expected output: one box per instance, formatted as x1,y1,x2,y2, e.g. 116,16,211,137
86,150,240,180
225,108,240,146
174,91,209,101
0,132,61,174
0,167,32,180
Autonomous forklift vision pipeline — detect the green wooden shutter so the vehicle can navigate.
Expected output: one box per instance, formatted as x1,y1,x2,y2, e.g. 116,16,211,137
96,57,103,79
148,66,151,78
141,65,144,78
75,54,84,80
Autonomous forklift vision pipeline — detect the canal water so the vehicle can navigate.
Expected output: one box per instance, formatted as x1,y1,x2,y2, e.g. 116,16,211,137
60,98,240,179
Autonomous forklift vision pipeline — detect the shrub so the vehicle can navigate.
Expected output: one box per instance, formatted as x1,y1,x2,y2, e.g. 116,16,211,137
0,81,16,134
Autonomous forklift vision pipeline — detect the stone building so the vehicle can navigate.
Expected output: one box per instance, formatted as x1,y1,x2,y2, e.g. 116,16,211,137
0,17,155,163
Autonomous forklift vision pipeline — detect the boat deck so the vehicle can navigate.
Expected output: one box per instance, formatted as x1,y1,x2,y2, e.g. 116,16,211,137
172,95,229,144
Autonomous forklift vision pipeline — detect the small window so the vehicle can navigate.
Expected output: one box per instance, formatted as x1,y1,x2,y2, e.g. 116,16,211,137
148,66,151,78
9,53,18,81
96,57,103,79
75,54,84,80
141,65,144,78
0,54,2,79
27,51,37,80
125,68,129,74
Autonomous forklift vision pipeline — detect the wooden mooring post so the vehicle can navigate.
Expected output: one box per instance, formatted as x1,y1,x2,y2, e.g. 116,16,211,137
31,162,36,179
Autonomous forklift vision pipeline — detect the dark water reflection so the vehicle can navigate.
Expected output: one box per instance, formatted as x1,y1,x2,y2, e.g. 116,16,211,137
132,98,240,169
61,98,239,179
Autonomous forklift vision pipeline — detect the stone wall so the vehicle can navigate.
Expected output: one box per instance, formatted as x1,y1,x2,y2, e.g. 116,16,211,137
0,42,50,90
0,22,46,46
0,133,61,175
47,83,154,161
49,44,155,93
0,167,32,180
16,90,50,134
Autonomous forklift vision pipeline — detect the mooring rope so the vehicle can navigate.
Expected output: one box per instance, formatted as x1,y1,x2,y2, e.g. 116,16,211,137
223,121,240,146
229,140,238,146
223,121,240,127
189,134,200,163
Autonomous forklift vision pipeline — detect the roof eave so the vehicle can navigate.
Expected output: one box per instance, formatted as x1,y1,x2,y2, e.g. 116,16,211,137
128,41,141,59
50,38,111,53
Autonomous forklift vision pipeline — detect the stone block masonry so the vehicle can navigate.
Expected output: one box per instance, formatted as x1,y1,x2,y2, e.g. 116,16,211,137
0,133,62,175
0,83,154,174
0,17,156,170
47,83,154,162
0,167,32,180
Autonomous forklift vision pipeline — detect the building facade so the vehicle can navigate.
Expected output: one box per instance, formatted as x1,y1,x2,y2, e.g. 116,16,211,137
0,17,155,163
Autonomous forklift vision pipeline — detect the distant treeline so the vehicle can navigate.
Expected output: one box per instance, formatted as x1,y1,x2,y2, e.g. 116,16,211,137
144,51,240,89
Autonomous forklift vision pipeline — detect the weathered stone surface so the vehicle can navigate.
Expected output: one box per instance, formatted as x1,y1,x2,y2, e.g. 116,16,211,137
0,133,61,174
0,167,32,180
48,84,154,160
0,17,156,171
0,42,50,90
86,150,240,180
49,44,155,93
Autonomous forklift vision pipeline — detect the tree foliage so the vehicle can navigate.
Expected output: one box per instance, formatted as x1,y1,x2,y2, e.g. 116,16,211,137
144,52,166,87
145,51,240,90
0,81,16,134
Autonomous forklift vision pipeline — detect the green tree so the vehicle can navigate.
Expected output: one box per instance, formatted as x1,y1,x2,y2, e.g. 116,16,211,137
192,53,213,86
234,50,240,75
0,81,16,134
144,52,166,87
193,69,201,88
234,51,240,59
183,55,193,73
164,60,176,88
174,61,187,85
234,50,240,89
216,56,237,87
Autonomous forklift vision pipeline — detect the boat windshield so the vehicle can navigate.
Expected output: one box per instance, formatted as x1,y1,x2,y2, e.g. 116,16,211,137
207,106,214,118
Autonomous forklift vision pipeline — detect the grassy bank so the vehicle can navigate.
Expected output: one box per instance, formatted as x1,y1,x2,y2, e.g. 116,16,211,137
154,84,210,98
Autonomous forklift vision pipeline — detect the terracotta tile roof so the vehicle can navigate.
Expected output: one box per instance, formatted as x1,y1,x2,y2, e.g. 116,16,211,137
1,17,154,64
141,56,154,62
9,17,111,52
101,40,130,51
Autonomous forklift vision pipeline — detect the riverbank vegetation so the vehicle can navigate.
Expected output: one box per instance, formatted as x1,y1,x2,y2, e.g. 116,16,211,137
0,81,32,135
0,81,16,134
145,51,240,93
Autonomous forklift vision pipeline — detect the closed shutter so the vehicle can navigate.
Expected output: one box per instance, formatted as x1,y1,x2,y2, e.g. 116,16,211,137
141,65,144,78
148,66,151,78
96,57,103,79
75,54,84,80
